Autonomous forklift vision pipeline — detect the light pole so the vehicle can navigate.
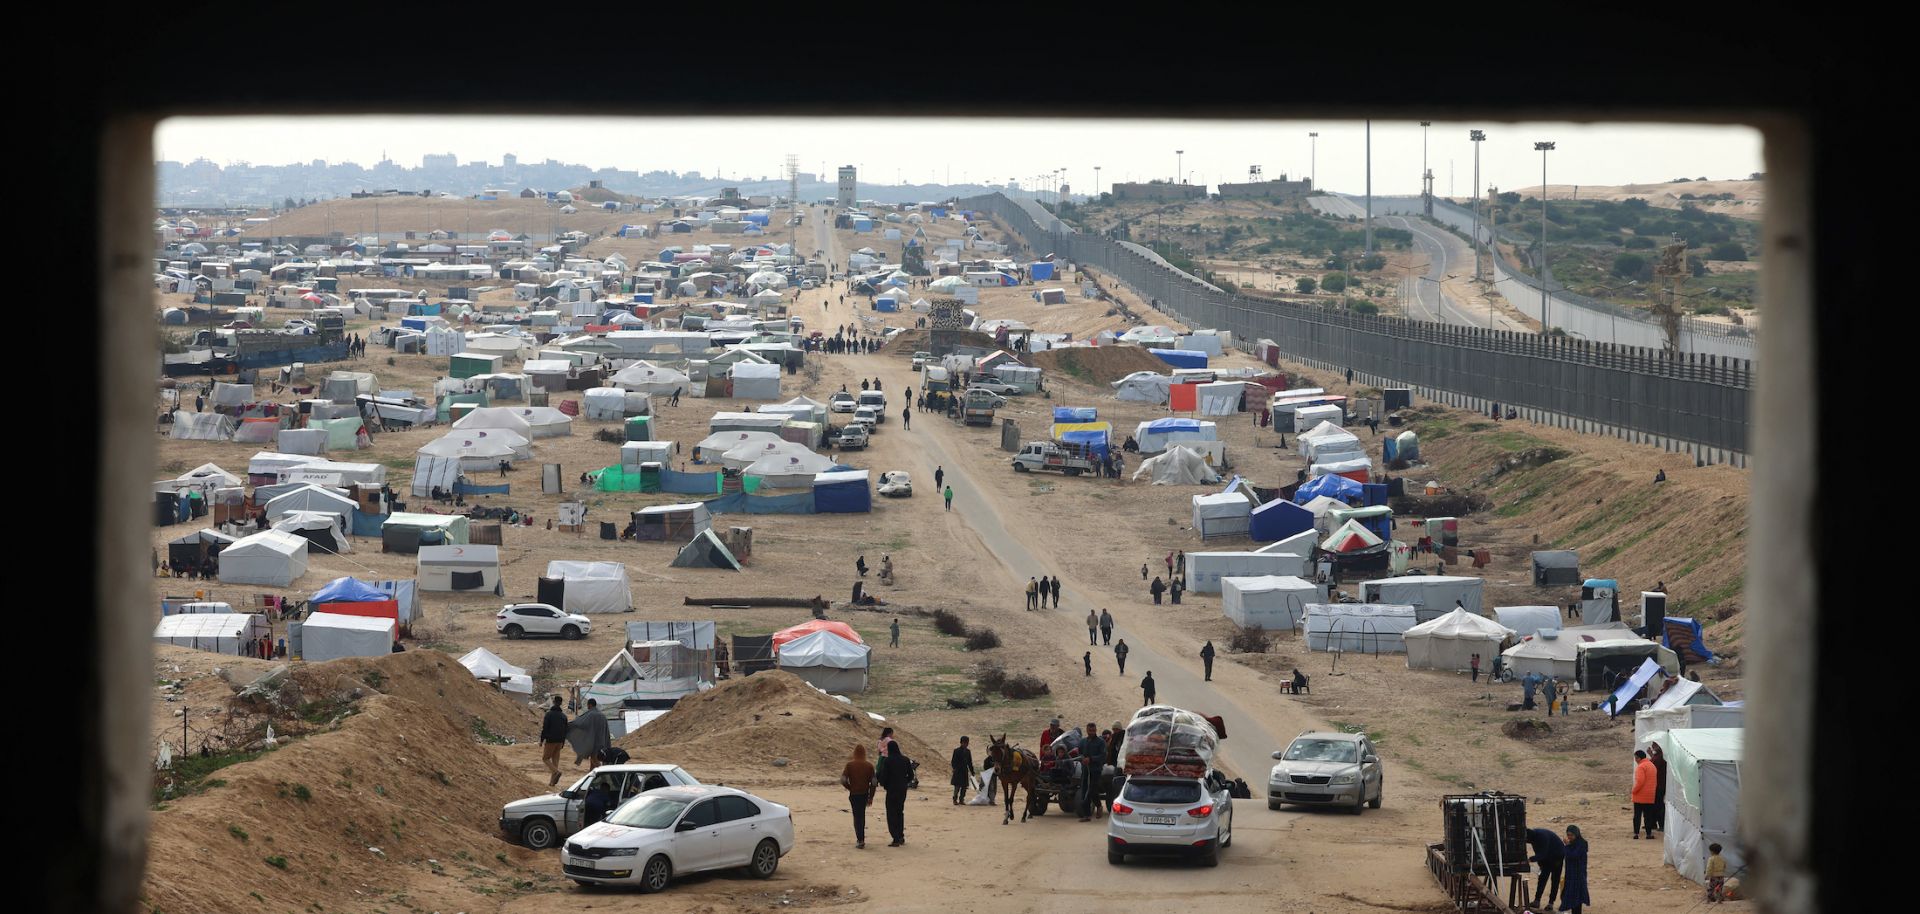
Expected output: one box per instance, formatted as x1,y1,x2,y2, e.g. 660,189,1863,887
1365,120,1373,255
1094,166,1101,199
1308,132,1318,191
1420,121,1430,206
1534,141,1555,334
1175,150,1184,186
1470,130,1485,282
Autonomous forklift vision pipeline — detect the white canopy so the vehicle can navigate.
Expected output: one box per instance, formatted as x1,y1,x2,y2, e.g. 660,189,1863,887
154,612,269,656
1133,446,1220,485
1360,575,1484,618
1500,622,1639,680
1111,371,1172,404
544,561,633,614
776,630,871,693
1221,576,1321,630
1190,492,1252,537
745,449,838,484
459,646,528,679
611,361,690,394
1493,606,1565,639
218,530,309,586
301,612,394,661
1186,551,1310,593
263,484,356,520
718,439,814,471
451,406,534,437
1403,607,1515,671
696,429,784,459
1303,603,1419,654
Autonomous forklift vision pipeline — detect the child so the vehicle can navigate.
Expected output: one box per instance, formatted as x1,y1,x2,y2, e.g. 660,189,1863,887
1705,843,1728,902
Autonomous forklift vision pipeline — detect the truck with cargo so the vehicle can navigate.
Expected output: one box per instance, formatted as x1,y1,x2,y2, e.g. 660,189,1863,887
1011,440,1098,475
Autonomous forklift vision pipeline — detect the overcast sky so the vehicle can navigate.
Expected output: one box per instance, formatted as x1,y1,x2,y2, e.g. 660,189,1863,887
156,117,1764,197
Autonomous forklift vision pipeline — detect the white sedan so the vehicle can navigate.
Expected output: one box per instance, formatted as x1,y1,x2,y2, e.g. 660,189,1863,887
562,785,794,892
496,603,592,640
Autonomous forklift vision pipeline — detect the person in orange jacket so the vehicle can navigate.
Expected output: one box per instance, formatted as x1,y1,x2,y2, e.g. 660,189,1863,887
1631,749,1659,839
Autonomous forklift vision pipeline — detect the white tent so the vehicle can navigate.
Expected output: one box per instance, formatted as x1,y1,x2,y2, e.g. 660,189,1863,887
696,430,785,461
1493,606,1565,639
511,406,574,438
1653,728,1744,886
1133,446,1220,485
746,449,838,487
1311,456,1372,480
1299,421,1362,460
611,362,690,395
1635,703,1744,747
1293,403,1344,434
210,382,254,406
417,544,501,593
1194,381,1243,416
1186,551,1311,593
729,361,782,400
1221,576,1322,630
1190,492,1252,538
451,406,534,438
1258,529,1319,558
174,463,242,488
170,411,236,440
277,428,327,455
301,612,394,661
1111,371,1172,404
263,483,356,521
412,434,518,496
718,439,811,471
621,440,675,467
324,371,378,404
582,387,631,420
1403,607,1515,671
271,510,352,554
770,396,829,425
775,630,872,693
1304,603,1418,654
1360,575,1485,619
459,646,528,679
1499,623,1639,680
1134,420,1217,454
218,530,309,586
154,613,269,656
544,561,633,614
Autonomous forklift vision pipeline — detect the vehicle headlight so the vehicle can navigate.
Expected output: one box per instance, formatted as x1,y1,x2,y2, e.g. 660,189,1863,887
599,847,639,857
1332,774,1356,785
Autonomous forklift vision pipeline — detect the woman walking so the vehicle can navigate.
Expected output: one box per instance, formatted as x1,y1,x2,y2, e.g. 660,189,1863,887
841,745,876,849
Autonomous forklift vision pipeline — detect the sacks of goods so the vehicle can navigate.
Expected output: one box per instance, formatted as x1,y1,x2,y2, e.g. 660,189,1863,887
1120,706,1220,779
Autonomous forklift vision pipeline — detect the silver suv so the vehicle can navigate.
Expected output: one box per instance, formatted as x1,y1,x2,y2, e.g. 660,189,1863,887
500,764,700,849
1267,731,1382,814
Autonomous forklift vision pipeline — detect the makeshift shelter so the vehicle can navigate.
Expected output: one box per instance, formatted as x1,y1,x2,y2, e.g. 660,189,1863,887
323,371,378,404
611,362,690,396
1299,421,1362,460
1321,519,1384,554
417,544,501,593
1053,406,1097,423
1186,551,1310,593
1499,623,1639,681
1531,550,1581,586
1134,418,1217,454
1247,499,1314,543
1328,504,1393,542
276,428,327,455
1652,728,1745,886
632,503,712,541
218,530,309,586
583,642,710,707
1635,703,1744,747
1193,381,1243,416
263,483,356,521
451,406,533,438
1663,616,1718,665
1111,371,1172,404
1403,608,1515,671
1359,575,1484,620
458,647,533,698
1292,403,1344,434
1294,472,1365,504
772,619,863,648
671,528,741,569
1221,576,1322,630
450,352,503,380
729,361,782,400
1303,603,1419,654
775,630,872,693
1575,638,1681,691
1311,455,1373,483
272,511,351,554
745,450,836,488
1133,446,1220,485
380,512,469,552
813,470,872,513
301,612,395,661
170,411,236,440
542,561,633,614
310,576,399,624
1148,348,1208,369
1190,493,1252,539
410,434,517,497
167,528,236,568
1493,606,1564,639
695,430,784,461
1258,529,1318,558
153,613,269,656
621,440,675,467
582,387,631,420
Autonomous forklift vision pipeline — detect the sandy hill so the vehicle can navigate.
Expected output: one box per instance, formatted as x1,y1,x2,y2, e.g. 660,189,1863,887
1508,180,1764,220
241,194,633,239
625,671,937,783
1032,346,1171,386
144,652,553,913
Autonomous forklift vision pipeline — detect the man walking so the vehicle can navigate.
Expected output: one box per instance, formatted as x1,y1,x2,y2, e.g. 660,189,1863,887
902,404,911,430
950,736,974,805
1026,577,1039,610
1084,651,1092,676
1200,641,1216,681
540,695,569,786
1140,671,1157,706
943,485,953,511
841,745,876,849
1086,609,1099,646
1099,608,1114,645
882,741,913,847
934,466,944,490
1149,576,1166,605
1078,722,1106,822
1114,639,1130,674
1050,576,1062,609
889,617,900,648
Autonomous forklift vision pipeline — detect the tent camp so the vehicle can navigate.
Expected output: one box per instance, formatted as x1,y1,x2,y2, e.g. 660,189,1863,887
417,544,501,593
813,470,872,513
1499,623,1640,681
154,613,269,656
542,561,633,614
1493,606,1564,639
775,629,873,693
1651,728,1744,886
1403,608,1515,671
1221,576,1322,630
1111,371,1172,404
1191,493,1252,539
1359,575,1484,620
218,530,309,586
729,361,781,400
1133,446,1220,485
672,528,742,569
1134,418,1217,454
1531,550,1581,586
1304,603,1418,654
1186,551,1310,593
632,503,712,541
381,512,469,552
301,611,395,661
1248,499,1313,543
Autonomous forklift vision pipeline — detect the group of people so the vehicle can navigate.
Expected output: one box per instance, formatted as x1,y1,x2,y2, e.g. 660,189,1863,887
159,557,219,579
1145,549,1189,606
840,730,914,848
241,635,285,659
1025,575,1061,610
537,694,617,787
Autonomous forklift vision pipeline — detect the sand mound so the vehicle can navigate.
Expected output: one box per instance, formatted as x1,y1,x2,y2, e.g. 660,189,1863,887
247,650,541,742
143,692,553,913
624,671,937,780
1034,346,1169,386
879,328,930,353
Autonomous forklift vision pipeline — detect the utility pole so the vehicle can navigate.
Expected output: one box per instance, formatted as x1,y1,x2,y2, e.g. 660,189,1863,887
1534,141,1555,334
1470,130,1486,282
1365,120,1373,255
1094,166,1101,198
1420,121,1432,217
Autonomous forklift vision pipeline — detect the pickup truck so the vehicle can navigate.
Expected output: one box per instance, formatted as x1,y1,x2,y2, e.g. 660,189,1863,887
963,387,1000,427
834,424,869,450
1011,441,1100,476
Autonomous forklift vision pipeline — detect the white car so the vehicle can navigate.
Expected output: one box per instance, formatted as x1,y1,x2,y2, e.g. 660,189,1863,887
829,392,857,413
877,470,912,497
561,785,795,892
851,406,880,432
1106,772,1234,867
496,603,592,640
501,764,702,849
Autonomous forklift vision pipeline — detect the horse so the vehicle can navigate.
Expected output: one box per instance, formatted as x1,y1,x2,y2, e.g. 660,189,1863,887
985,734,1039,824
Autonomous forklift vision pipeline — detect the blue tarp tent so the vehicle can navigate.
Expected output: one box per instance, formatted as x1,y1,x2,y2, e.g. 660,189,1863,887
312,577,390,605
1663,616,1717,663
401,317,429,331
350,509,388,537
1030,261,1056,280
636,292,654,304
1053,407,1097,422
813,470,872,514
1294,473,1365,504
1250,499,1315,542
1362,483,1389,507
704,490,817,515
1148,348,1208,369
1143,417,1205,434
1060,429,1110,459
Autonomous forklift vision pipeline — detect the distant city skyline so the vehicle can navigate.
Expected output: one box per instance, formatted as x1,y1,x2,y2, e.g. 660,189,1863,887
157,116,1764,199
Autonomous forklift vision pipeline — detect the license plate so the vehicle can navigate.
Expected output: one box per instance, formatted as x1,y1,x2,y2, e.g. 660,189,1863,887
1143,815,1177,825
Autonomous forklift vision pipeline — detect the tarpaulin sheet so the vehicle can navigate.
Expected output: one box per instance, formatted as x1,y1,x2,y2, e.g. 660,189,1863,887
1169,383,1198,412
1053,407,1096,422
350,509,388,537
1608,657,1664,713
595,465,661,493
703,491,816,515
456,481,511,495
660,468,722,494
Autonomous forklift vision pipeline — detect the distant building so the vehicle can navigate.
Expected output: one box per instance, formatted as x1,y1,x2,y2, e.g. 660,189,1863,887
837,166,857,209
1111,182,1207,202
421,152,457,170
1216,176,1313,199
502,153,517,169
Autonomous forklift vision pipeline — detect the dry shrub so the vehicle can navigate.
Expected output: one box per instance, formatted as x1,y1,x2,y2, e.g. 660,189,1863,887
931,608,968,637
1501,719,1554,740
1000,673,1051,700
1229,625,1271,654
972,662,1007,693
964,628,1002,651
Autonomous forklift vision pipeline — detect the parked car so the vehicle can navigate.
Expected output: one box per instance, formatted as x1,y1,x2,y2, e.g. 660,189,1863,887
1266,731,1383,814
833,424,869,450
911,351,931,371
877,470,912,497
560,785,795,892
1107,771,1234,867
968,381,1020,397
496,603,593,640
852,406,880,432
501,764,701,850
829,392,857,413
